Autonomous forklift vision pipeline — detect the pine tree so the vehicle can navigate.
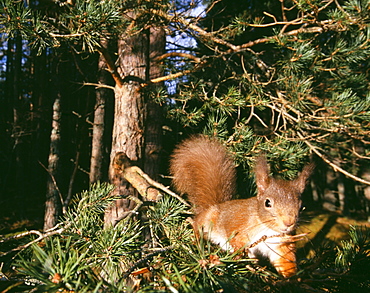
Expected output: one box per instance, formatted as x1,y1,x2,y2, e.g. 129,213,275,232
1,0,370,291
166,0,370,185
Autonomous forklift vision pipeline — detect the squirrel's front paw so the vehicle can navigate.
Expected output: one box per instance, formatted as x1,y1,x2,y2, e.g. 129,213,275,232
271,242,297,278
274,259,297,278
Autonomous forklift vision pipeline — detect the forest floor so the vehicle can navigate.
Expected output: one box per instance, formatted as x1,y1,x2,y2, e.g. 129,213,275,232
300,211,370,241
296,211,370,259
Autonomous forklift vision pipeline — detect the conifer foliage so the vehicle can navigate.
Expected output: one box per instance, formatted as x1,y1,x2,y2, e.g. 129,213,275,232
167,0,370,180
1,0,370,291
2,183,369,292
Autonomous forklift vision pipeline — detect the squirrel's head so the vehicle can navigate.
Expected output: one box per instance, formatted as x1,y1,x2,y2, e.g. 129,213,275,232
255,157,314,234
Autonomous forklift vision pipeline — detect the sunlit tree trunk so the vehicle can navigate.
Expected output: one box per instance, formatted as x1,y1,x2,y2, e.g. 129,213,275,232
104,31,148,227
144,27,165,180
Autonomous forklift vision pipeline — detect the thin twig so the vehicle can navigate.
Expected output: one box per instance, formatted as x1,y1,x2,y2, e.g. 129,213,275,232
131,167,191,207
122,246,174,279
83,82,115,91
64,150,80,209
248,233,308,249
49,32,87,38
0,230,43,243
154,52,202,63
125,195,143,219
150,62,206,85
0,223,70,257
298,132,370,185
97,46,123,87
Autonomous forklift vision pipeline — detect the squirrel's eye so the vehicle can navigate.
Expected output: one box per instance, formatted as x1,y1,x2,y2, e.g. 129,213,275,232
265,199,272,208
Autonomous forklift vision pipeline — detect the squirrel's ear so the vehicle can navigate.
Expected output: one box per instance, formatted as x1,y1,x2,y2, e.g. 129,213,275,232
295,162,315,193
255,156,270,193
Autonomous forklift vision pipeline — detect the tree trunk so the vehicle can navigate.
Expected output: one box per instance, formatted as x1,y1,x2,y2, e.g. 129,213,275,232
43,93,63,231
144,27,165,180
90,39,112,184
12,33,26,217
104,31,148,227
5,38,13,123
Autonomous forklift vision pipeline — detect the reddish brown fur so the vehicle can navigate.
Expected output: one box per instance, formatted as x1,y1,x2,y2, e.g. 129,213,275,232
170,135,236,213
170,135,314,278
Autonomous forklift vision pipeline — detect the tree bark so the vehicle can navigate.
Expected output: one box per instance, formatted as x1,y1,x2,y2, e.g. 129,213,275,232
43,93,63,231
144,27,166,180
90,39,112,184
104,31,148,227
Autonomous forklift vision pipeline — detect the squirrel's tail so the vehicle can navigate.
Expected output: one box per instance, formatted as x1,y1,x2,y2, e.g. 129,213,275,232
170,135,237,213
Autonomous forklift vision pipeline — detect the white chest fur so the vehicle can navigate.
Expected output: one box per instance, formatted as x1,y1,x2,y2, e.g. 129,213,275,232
208,225,283,261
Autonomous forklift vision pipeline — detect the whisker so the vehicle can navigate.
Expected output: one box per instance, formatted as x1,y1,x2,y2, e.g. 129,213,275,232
263,243,296,263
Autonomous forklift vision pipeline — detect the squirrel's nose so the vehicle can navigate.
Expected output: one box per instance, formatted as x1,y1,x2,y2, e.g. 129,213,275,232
283,218,295,229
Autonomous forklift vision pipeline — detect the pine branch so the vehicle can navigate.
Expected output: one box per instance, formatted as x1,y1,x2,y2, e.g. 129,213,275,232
112,152,190,206
122,246,173,279
149,63,203,85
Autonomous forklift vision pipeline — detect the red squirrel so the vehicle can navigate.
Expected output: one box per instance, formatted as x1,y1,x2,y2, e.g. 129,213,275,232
170,135,314,278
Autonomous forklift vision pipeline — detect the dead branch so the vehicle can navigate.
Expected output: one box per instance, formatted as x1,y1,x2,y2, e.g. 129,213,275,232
97,45,123,88
150,9,239,51
83,82,115,91
0,223,69,257
127,166,191,207
154,52,202,63
150,68,193,84
150,61,207,85
111,152,191,206
298,132,370,186
64,150,80,209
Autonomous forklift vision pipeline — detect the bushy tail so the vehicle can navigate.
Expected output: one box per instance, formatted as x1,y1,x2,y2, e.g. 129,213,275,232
170,135,237,213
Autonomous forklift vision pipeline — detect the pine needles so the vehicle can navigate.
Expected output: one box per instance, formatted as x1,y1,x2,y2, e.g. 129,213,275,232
1,183,369,292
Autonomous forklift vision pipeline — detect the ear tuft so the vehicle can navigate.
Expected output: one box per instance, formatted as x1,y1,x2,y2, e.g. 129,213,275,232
295,162,315,193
